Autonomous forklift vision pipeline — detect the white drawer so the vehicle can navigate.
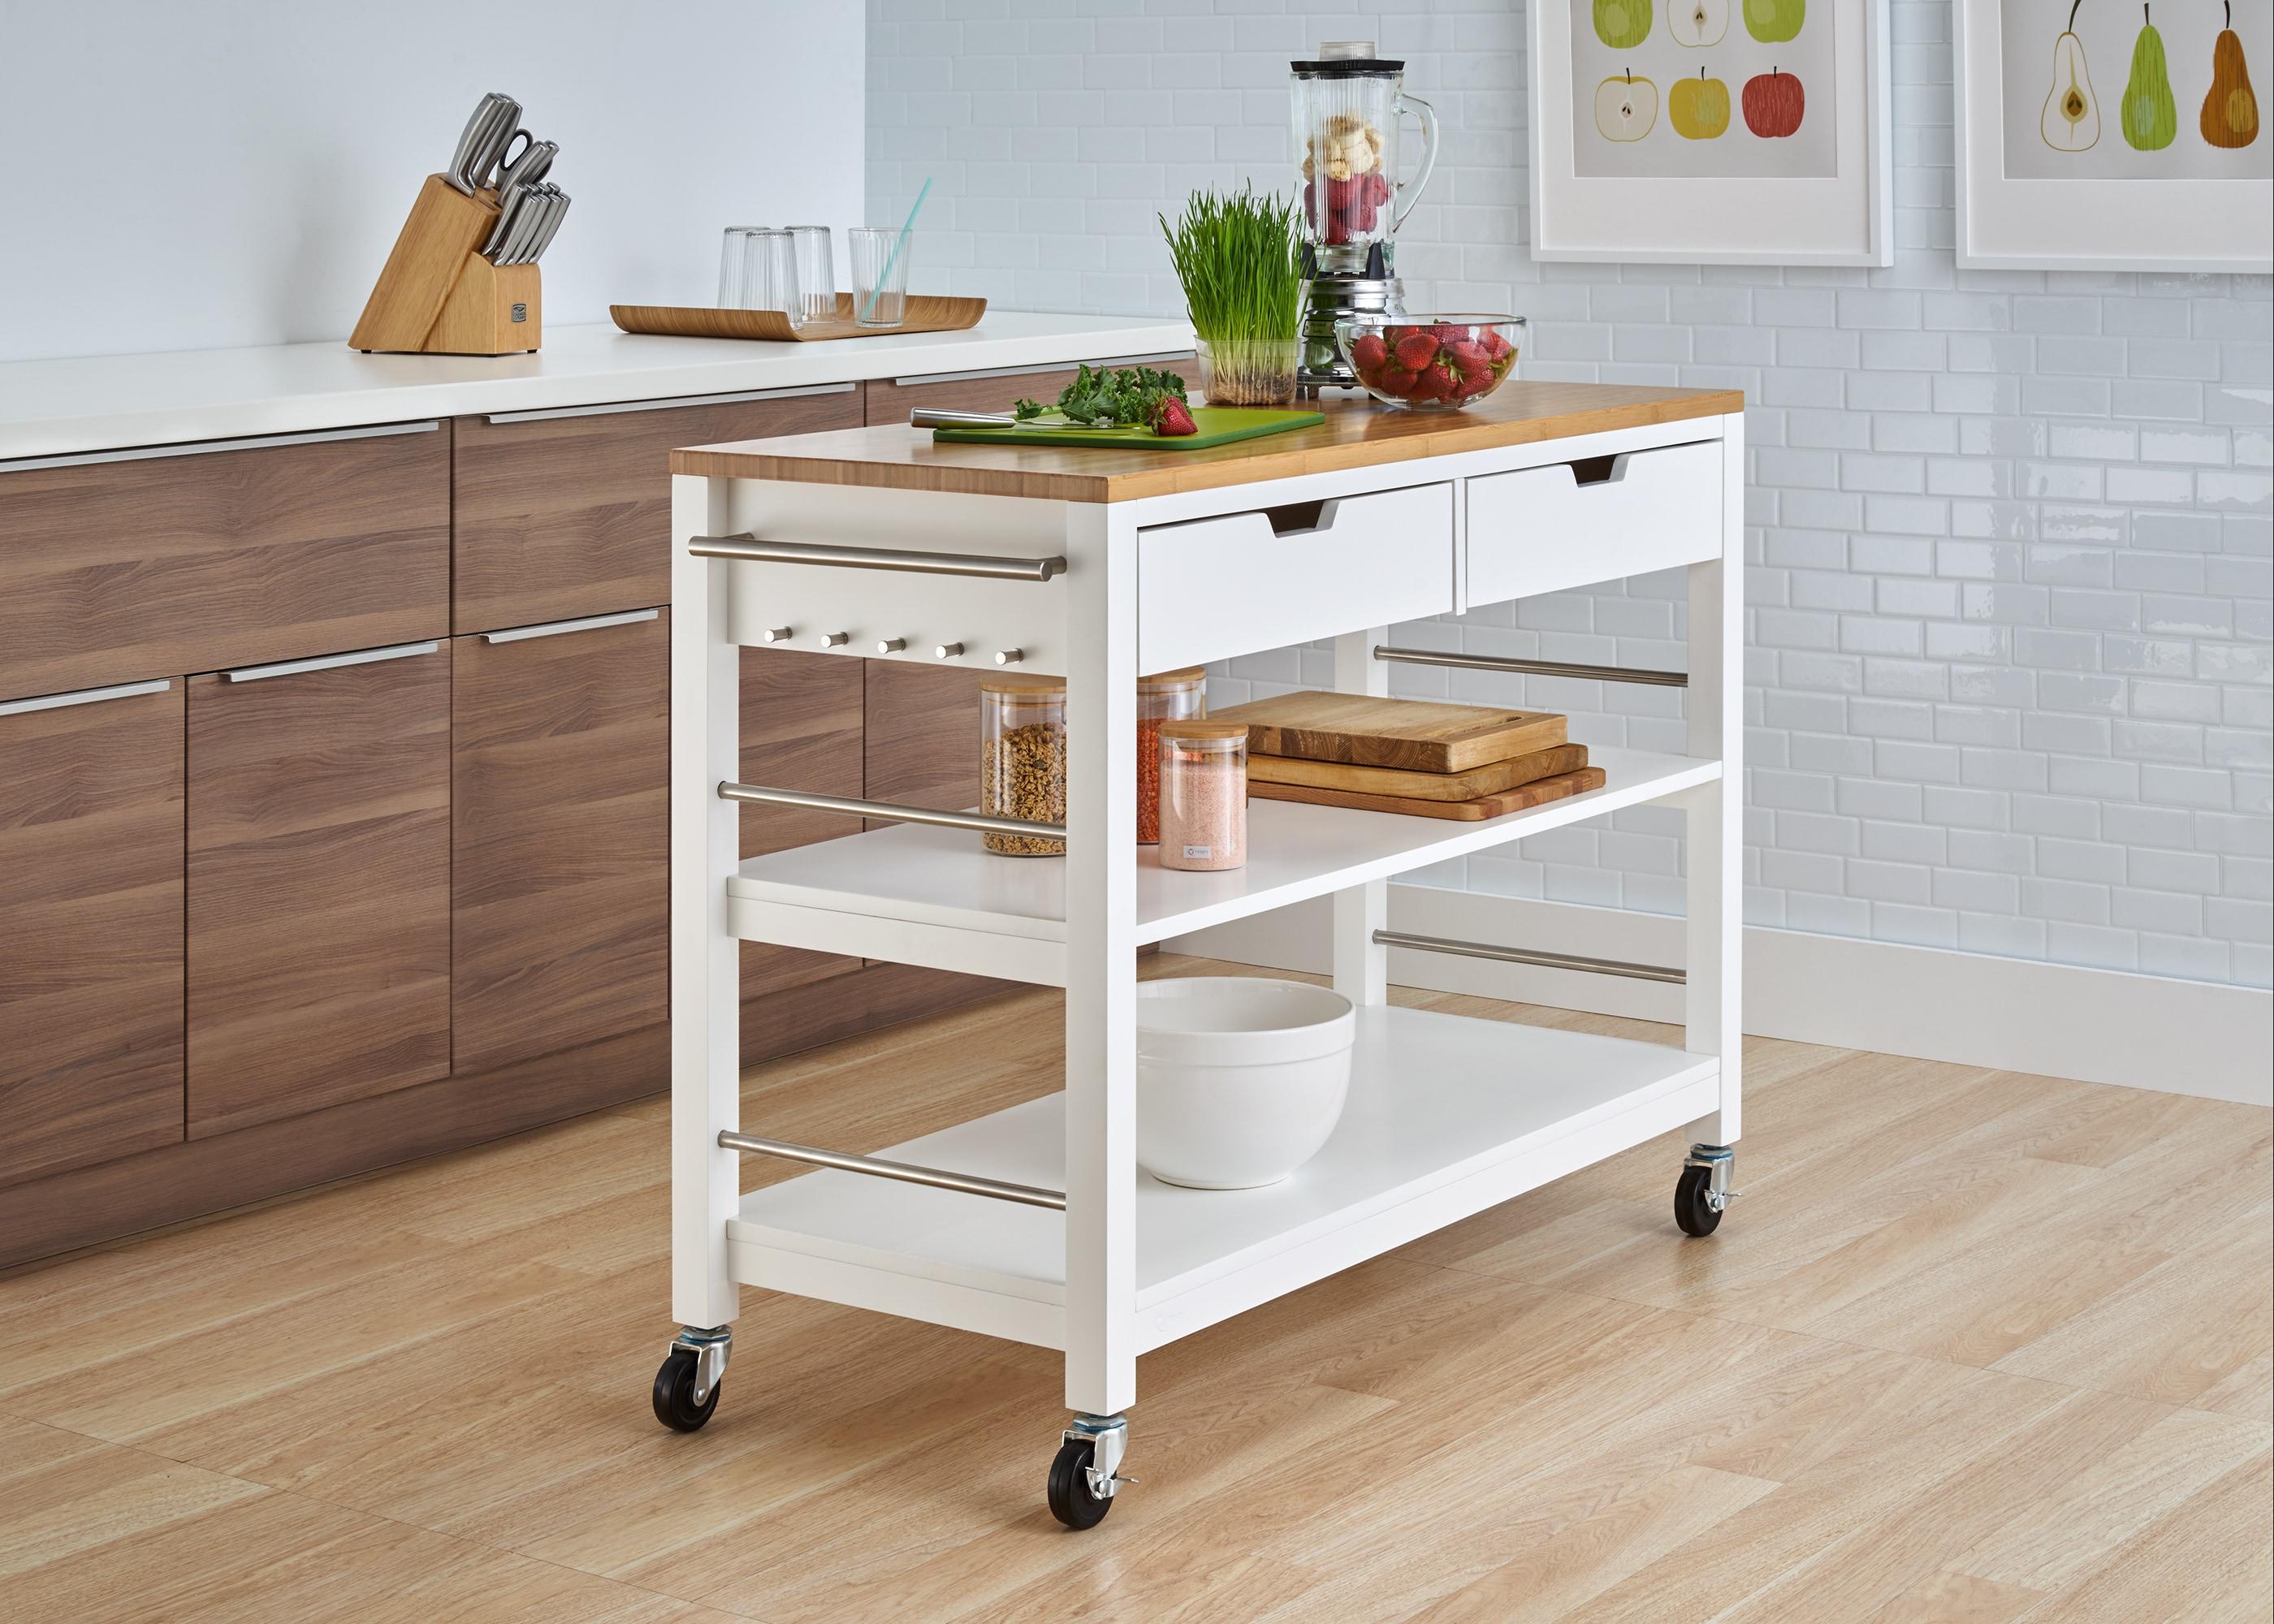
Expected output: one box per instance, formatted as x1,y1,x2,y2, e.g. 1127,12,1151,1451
1136,482,1455,672
1466,439,1723,606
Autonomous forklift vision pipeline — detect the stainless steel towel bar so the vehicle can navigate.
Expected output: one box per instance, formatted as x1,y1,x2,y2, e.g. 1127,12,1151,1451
690,534,1066,582
718,780,1066,842
718,1130,1067,1210
1373,645,1688,689
1372,929,1685,985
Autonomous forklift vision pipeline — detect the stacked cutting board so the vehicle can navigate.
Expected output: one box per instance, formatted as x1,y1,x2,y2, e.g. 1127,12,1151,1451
1213,693,1606,819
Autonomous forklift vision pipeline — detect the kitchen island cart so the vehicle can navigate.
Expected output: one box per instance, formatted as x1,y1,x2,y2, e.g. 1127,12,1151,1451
663,383,1746,1526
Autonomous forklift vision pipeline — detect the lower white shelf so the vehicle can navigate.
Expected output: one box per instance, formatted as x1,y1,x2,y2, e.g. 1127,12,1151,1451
727,1005,1718,1354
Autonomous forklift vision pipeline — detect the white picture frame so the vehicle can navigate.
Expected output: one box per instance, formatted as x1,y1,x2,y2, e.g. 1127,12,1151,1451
1528,0,1893,266
1955,0,2273,272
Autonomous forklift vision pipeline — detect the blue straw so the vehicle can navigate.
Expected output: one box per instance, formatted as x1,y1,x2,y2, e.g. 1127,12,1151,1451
860,176,932,324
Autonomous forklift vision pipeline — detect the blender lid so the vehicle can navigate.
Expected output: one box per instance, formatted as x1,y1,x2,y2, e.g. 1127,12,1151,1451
1292,40,1403,76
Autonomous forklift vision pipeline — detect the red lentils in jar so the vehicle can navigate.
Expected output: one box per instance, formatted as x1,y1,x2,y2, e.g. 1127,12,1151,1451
1156,719,1248,872
1136,667,1207,844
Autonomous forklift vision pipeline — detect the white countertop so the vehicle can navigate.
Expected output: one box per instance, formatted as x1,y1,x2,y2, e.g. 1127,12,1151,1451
0,313,1195,463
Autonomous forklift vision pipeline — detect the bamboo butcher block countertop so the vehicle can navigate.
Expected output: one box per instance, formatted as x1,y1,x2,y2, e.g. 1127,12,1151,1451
670,380,1744,503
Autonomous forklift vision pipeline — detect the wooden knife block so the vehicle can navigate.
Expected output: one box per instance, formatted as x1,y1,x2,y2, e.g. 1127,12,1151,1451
349,174,543,355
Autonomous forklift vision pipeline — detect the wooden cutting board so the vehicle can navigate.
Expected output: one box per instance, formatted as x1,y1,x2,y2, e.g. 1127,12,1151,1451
1247,743,1589,801
1250,766,1607,821
609,293,986,342
933,406,1324,452
1213,693,1567,773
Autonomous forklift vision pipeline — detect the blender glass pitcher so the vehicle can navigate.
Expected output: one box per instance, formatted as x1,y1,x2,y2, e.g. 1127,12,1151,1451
1290,43,1439,275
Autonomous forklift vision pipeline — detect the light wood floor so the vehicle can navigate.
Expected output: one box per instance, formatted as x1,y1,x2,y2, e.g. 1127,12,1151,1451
2,957,2268,1623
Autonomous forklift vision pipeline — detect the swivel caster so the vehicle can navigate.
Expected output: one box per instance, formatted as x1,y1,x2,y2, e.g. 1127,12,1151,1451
1047,1414,1135,1530
652,1327,731,1432
1675,1144,1738,1237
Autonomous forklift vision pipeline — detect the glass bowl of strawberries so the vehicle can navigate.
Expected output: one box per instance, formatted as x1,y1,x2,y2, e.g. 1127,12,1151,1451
1335,315,1525,412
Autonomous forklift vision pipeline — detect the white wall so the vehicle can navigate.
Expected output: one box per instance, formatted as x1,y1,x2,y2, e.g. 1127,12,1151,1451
869,0,2274,992
0,0,864,361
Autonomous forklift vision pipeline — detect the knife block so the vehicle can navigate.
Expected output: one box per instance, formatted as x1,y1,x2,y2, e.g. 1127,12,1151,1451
348,174,543,355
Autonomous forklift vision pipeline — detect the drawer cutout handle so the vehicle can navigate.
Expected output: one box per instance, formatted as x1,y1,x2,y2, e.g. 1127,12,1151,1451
1566,454,1622,486
1263,498,1331,536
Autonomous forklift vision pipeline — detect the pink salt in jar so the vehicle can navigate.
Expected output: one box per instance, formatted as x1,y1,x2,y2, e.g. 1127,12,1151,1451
1156,720,1248,872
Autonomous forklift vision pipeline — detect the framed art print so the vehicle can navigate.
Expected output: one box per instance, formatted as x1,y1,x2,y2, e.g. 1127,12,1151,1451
1528,0,1893,264
1956,0,2272,270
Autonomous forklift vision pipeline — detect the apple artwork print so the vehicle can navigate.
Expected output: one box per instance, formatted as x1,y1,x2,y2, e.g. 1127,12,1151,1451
2040,0,2102,152
1593,0,1654,50
1594,70,1660,141
1742,0,1803,45
1668,0,1729,47
1671,67,1731,138
1742,67,1805,137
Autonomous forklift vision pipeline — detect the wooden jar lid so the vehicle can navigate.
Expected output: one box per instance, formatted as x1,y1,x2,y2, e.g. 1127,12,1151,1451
1157,719,1248,741
1139,666,1207,689
979,673,1067,696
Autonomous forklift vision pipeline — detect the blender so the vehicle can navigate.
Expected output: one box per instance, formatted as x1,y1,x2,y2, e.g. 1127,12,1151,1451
1290,41,1439,391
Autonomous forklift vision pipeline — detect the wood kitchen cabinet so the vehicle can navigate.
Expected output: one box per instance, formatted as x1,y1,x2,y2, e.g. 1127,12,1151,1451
451,611,670,1074
185,643,453,1138
0,424,448,704
0,681,186,1188
452,383,865,634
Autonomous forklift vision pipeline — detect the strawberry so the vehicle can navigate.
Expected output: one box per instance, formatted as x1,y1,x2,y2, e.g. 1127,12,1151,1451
1351,332,1389,370
1152,397,1198,437
1409,365,1453,401
1378,365,1416,395
1392,330,1438,370
1480,328,1513,360
1367,171,1392,204
1453,367,1495,398
1444,339,1489,376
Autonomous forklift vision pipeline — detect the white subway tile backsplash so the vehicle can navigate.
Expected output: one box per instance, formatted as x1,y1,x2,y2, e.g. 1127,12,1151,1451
870,0,2274,991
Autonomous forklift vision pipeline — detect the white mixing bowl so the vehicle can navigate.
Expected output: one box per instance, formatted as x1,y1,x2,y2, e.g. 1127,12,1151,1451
1135,977,1356,1190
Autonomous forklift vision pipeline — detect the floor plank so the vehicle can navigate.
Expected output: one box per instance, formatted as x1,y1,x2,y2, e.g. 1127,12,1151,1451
0,955,2263,1622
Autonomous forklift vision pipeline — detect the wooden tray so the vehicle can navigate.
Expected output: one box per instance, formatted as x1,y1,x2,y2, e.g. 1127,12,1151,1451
609,293,986,342
1212,693,1567,774
1247,743,1589,801
935,407,1323,453
1250,767,1607,821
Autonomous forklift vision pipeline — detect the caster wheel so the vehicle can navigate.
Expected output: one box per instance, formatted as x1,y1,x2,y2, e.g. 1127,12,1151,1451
652,1348,720,1432
1675,1163,1723,1237
1047,1438,1113,1530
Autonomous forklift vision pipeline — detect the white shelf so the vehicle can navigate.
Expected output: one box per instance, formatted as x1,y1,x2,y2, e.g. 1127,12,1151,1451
726,1005,1719,1354
726,745,1719,983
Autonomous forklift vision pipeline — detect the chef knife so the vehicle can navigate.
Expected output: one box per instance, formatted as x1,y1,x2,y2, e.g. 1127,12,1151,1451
468,100,525,193
444,93,512,194
908,407,1152,431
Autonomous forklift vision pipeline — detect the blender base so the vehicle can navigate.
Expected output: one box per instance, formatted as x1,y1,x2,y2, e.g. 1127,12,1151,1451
1299,276,1405,391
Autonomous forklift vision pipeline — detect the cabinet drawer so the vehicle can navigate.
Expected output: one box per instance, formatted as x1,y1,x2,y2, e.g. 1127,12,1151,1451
1136,482,1455,672
453,384,864,634
867,352,1194,425
186,641,452,1137
453,612,670,1073
0,424,449,703
1467,439,1723,607
0,680,185,1186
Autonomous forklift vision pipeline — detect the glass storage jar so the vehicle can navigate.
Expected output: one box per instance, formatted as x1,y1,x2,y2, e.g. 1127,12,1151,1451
979,675,1068,857
1156,720,1248,872
1136,667,1207,844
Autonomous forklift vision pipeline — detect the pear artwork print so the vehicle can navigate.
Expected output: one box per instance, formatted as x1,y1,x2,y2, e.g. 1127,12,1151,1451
2121,3,2181,148
2202,0,2261,146
2042,0,2103,149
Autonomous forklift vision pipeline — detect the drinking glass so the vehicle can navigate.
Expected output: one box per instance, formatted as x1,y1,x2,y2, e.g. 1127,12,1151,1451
785,226,837,327
716,227,802,321
848,227,911,327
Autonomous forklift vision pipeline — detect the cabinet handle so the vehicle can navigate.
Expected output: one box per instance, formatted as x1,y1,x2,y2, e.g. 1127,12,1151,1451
223,641,440,683
691,533,1066,583
888,350,1190,387
0,677,171,717
0,421,440,475
480,608,659,645
483,382,856,424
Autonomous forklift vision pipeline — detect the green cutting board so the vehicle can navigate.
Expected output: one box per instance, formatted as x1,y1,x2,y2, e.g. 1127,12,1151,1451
932,406,1325,451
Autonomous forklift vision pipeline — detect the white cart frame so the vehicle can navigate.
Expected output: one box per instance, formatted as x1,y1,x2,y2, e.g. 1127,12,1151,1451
663,404,1744,1521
